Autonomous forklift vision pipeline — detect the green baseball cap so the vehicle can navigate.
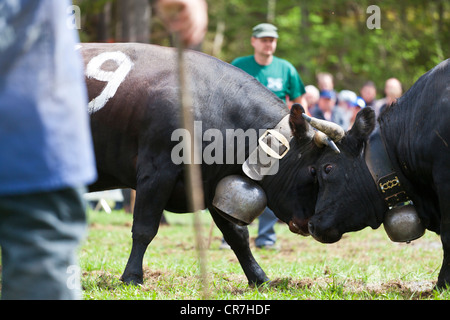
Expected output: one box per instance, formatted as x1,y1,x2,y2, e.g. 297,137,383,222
252,23,279,38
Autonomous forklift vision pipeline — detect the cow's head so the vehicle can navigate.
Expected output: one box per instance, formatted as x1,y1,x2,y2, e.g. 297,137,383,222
306,107,387,243
260,104,345,236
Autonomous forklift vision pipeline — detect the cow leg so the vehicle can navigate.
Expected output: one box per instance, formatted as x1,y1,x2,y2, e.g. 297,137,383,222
436,179,450,290
120,164,178,285
209,206,269,286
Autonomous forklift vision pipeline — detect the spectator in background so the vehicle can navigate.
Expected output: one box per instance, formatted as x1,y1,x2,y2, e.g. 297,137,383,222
231,23,307,109
348,96,367,129
304,84,320,115
360,81,377,108
311,90,336,121
310,89,347,129
373,77,403,117
336,90,358,129
310,89,350,129
314,73,352,127
316,72,334,91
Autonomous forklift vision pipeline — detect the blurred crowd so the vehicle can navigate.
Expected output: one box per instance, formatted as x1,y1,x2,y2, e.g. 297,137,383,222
303,72,403,130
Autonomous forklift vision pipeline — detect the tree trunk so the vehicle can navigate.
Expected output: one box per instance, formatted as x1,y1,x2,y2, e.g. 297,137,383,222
267,0,276,23
116,0,151,43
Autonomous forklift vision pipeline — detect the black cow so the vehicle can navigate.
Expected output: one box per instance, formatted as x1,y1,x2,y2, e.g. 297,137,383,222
80,43,337,285
307,59,450,288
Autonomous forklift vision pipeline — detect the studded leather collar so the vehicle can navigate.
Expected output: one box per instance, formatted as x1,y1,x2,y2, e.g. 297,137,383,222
364,127,410,208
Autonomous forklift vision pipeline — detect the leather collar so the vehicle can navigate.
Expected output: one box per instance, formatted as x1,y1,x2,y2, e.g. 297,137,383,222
242,115,293,181
364,127,410,208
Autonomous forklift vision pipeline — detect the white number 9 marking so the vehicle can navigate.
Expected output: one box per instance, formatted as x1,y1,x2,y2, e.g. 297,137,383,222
86,51,134,113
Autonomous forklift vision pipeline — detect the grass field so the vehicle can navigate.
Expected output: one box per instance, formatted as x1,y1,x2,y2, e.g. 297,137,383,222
81,208,450,300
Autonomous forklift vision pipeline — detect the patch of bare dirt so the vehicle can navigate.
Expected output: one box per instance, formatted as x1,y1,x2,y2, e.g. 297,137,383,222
270,276,436,299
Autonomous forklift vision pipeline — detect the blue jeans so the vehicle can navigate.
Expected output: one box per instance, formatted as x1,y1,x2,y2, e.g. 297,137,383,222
0,187,87,300
255,207,277,247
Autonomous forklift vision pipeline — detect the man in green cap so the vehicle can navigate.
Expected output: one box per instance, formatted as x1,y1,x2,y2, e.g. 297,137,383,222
231,23,306,108
227,23,306,249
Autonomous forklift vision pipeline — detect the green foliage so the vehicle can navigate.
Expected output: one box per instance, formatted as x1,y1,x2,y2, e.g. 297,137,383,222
76,0,448,94
205,0,449,93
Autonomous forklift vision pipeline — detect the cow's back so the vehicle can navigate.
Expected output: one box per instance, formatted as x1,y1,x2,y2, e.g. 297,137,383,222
81,43,285,134
81,43,288,193
380,59,449,162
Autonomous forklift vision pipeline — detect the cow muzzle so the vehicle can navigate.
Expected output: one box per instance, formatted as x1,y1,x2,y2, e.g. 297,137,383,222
307,212,343,243
289,218,310,236
212,175,267,226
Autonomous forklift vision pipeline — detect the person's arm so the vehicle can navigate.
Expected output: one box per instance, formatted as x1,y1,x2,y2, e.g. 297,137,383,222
157,0,208,47
286,66,307,109
287,94,308,110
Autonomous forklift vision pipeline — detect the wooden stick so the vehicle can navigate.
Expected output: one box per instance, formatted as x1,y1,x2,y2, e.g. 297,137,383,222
207,220,215,250
174,34,209,300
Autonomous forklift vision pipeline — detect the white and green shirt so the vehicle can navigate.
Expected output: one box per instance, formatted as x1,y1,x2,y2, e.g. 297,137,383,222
231,55,305,103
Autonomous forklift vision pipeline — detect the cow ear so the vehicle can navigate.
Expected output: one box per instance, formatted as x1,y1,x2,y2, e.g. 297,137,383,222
289,103,310,140
348,107,376,144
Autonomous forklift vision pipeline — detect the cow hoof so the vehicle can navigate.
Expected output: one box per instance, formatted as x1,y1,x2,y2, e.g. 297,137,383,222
120,274,144,286
435,280,450,291
248,278,271,288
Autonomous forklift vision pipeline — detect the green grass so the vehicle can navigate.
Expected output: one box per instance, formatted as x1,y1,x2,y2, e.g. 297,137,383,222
80,208,450,300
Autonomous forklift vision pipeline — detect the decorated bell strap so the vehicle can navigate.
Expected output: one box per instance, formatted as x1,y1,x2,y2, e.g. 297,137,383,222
364,128,410,208
365,128,425,243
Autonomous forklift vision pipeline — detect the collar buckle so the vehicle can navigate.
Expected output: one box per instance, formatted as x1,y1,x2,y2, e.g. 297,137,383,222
258,129,290,160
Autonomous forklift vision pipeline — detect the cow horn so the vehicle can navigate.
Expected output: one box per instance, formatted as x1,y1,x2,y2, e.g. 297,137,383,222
313,131,341,154
302,114,345,142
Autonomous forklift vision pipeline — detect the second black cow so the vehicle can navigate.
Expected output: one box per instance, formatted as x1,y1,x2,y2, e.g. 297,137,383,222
307,59,450,289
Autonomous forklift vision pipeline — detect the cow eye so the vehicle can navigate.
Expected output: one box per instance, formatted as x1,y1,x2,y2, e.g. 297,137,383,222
309,167,317,176
324,164,333,174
